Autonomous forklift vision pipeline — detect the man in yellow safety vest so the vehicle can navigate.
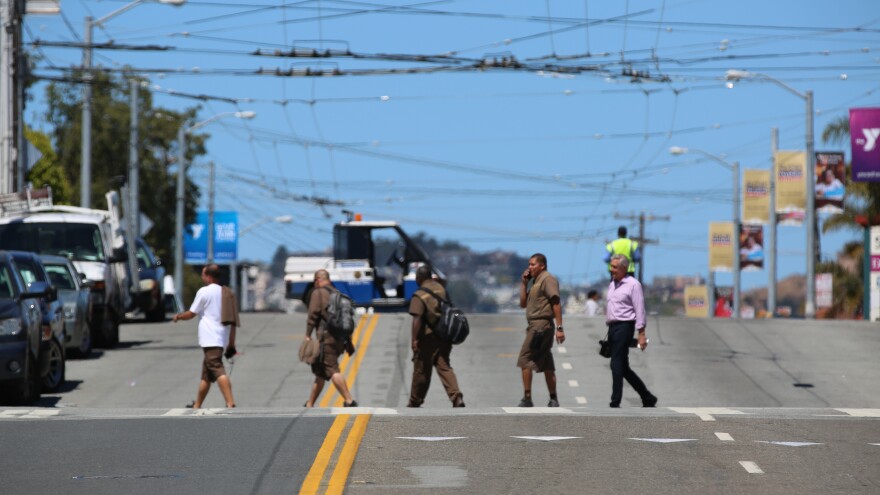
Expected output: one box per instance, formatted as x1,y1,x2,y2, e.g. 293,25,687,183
604,226,641,277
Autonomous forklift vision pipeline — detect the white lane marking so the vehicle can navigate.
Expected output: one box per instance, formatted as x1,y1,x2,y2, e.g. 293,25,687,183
870,444,880,446
739,461,764,474
575,396,588,405
669,407,746,421
502,407,573,414
567,380,579,387
512,436,581,441
397,437,467,441
715,432,735,442
557,346,568,354
330,407,397,415
630,438,697,444
562,362,573,370
162,409,189,417
0,409,60,419
28,409,59,417
756,441,823,447
836,409,880,418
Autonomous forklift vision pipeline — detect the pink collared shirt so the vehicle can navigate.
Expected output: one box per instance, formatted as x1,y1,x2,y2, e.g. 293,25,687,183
605,275,646,330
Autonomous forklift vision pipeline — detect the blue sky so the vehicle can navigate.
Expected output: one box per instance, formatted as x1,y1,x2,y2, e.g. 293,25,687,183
23,0,880,289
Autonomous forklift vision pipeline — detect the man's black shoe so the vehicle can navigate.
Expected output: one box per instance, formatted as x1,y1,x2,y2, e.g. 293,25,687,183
344,400,359,407
642,395,658,408
452,396,466,408
609,402,620,408
518,397,534,407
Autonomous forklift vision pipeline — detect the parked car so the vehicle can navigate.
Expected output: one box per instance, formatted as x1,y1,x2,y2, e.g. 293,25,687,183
8,252,66,392
40,255,92,358
130,238,166,322
0,252,53,404
0,190,131,347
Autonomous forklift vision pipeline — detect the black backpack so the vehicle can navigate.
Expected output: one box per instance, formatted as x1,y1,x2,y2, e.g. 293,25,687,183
416,287,469,345
325,288,355,340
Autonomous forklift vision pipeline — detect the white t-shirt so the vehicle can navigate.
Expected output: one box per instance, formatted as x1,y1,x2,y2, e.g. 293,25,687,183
189,283,229,348
585,299,602,317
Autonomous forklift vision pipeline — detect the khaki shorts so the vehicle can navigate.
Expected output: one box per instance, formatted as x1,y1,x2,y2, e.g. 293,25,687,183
201,347,227,383
311,334,344,380
516,321,555,373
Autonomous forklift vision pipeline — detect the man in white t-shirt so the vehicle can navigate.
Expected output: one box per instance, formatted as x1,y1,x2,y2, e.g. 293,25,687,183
585,290,603,317
173,264,236,409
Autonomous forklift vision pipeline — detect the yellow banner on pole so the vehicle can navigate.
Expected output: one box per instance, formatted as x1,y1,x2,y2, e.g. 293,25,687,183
775,150,806,225
709,222,734,272
742,169,770,224
684,285,709,318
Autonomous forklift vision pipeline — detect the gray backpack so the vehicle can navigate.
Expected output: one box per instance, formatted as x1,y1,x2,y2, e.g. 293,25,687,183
325,288,355,340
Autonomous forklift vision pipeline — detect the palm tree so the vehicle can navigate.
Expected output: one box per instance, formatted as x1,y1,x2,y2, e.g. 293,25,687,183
821,115,880,233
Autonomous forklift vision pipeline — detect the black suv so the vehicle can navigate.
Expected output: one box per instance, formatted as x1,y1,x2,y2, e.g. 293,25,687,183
0,252,58,404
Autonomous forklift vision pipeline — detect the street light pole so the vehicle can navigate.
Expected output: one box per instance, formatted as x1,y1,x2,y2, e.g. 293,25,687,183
725,70,816,318
80,0,185,208
670,147,741,318
174,111,255,306
232,215,293,311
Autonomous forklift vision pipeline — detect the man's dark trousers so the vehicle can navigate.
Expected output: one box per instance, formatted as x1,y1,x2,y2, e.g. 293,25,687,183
608,321,652,406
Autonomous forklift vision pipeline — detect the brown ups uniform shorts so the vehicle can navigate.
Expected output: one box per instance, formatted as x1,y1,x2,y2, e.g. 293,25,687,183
516,320,555,373
311,331,344,380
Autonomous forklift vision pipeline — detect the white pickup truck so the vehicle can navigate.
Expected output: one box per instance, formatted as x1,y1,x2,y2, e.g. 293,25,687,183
0,188,162,347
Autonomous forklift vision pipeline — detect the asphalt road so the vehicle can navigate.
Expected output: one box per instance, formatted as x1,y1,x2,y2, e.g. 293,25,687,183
1,313,878,494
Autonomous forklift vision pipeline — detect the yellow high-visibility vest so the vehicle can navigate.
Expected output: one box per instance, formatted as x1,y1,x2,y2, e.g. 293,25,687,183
606,238,638,273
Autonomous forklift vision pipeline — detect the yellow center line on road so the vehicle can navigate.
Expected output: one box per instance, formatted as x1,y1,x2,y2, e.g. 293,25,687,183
298,414,350,495
332,314,379,407
325,414,371,495
297,413,373,495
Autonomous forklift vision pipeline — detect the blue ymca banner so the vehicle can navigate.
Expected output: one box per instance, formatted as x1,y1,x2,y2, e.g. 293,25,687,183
184,211,238,264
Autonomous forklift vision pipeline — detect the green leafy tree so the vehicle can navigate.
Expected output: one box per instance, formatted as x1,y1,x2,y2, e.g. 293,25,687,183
43,71,208,288
24,127,73,203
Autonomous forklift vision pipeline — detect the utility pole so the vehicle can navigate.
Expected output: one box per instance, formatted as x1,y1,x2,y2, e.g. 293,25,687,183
129,78,139,237
614,211,670,283
769,128,778,316
0,0,22,195
207,161,215,264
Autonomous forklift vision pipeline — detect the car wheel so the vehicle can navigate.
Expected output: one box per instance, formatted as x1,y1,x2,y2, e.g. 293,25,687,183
93,309,119,348
102,311,119,348
71,323,92,359
41,339,66,392
146,302,165,322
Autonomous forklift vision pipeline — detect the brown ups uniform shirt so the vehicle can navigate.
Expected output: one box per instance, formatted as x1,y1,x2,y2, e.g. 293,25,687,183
517,270,560,373
306,287,343,380
408,279,462,406
409,279,446,335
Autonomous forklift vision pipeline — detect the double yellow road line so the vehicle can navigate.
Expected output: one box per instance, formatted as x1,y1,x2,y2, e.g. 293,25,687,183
298,413,371,495
300,314,379,494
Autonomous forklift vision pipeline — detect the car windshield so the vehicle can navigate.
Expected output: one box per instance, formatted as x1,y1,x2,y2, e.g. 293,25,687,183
0,223,105,262
0,264,14,299
45,264,76,290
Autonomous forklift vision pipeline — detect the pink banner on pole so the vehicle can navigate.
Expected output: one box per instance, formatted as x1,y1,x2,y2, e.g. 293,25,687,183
850,108,880,182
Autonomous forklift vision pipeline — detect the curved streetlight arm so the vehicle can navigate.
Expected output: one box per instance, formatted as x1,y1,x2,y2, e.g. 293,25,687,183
669,146,735,171
239,215,293,237
94,0,184,27
725,70,806,100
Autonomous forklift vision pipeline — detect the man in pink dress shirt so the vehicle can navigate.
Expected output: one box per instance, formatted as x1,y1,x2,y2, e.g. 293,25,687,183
606,254,657,408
